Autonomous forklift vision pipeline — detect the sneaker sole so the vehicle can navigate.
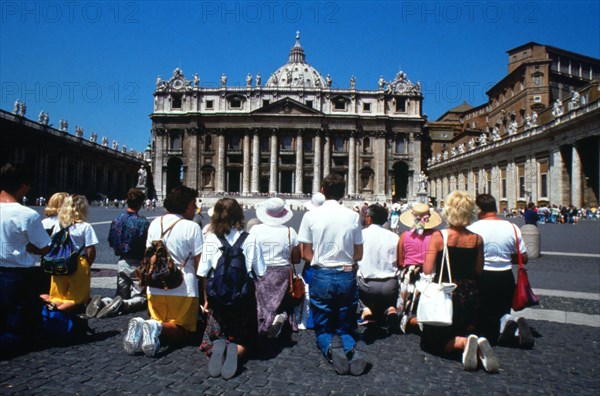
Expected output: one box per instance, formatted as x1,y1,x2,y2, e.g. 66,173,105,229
349,341,367,376
221,342,238,380
331,336,350,375
97,297,123,319
463,335,478,371
142,322,160,357
123,319,143,355
497,320,518,346
517,318,534,349
478,338,500,373
208,340,226,377
86,295,103,318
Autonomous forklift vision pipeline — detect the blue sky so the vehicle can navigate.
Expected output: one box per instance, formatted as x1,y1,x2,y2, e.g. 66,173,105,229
1,1,599,152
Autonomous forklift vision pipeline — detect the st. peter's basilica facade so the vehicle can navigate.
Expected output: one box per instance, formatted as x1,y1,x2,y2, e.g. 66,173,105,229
150,34,425,201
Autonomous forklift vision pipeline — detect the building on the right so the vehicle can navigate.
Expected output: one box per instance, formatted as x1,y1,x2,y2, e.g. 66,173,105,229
426,42,600,210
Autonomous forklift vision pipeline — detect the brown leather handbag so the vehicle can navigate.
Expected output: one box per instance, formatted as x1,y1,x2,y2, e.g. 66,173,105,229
287,227,305,304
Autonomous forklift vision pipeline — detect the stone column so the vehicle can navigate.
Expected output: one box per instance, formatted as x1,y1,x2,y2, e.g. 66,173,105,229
348,132,356,194
269,130,278,194
508,161,517,209
187,128,199,190
295,130,303,194
527,157,538,203
374,132,387,200
572,144,582,207
313,131,322,193
154,129,165,199
323,132,331,177
242,131,251,195
251,130,260,193
216,130,226,192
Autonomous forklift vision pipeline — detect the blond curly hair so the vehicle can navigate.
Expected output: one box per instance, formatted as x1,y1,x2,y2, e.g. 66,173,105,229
59,195,89,227
44,192,69,217
442,190,475,227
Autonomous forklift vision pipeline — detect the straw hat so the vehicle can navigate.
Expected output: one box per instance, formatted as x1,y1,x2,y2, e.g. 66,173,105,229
399,203,442,231
304,192,325,211
256,197,294,226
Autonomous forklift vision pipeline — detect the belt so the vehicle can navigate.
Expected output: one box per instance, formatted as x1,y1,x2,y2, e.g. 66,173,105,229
315,264,357,272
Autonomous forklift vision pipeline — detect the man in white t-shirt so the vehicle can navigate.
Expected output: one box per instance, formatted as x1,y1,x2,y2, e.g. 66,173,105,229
468,194,533,348
297,174,367,376
0,163,51,356
357,204,400,329
123,186,203,358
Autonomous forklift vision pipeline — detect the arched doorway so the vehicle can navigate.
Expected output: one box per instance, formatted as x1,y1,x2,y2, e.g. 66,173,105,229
392,161,409,201
166,157,183,194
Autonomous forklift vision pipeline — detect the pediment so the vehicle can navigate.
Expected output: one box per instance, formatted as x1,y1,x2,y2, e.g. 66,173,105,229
252,98,322,115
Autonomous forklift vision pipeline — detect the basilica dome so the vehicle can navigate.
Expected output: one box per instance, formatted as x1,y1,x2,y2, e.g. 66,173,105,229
265,33,327,89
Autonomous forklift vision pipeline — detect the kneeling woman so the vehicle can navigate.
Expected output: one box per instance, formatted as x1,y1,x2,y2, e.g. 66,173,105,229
122,186,203,358
41,195,98,312
198,198,266,380
251,198,301,339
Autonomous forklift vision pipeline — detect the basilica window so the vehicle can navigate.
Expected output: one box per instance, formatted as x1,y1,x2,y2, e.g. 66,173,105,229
206,100,214,109
333,136,345,152
539,161,549,198
170,132,182,151
306,100,313,108
363,103,371,112
363,137,371,153
263,99,270,107
261,137,269,152
501,168,507,199
228,134,241,150
281,135,292,150
172,94,182,109
304,138,313,151
230,99,242,109
334,101,346,110
395,136,405,154
518,164,526,198
204,135,213,151
395,99,406,113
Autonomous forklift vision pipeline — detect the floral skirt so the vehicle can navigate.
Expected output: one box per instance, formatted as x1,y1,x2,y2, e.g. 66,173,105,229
255,266,297,336
397,265,422,333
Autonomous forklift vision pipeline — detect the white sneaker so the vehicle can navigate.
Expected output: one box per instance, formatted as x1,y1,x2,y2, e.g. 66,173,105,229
123,317,144,355
462,334,478,371
266,313,287,338
141,319,162,357
478,337,499,373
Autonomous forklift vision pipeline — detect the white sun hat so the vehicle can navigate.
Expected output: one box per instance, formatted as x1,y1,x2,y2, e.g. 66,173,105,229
256,197,294,226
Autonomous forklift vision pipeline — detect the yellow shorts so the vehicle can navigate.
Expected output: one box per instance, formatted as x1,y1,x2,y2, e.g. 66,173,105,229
49,255,91,306
147,295,199,332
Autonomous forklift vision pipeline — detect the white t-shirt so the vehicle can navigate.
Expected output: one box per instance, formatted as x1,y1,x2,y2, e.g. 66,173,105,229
53,222,99,254
468,219,527,271
250,223,299,267
146,214,204,297
197,228,266,277
0,203,51,268
358,224,399,279
297,200,364,268
41,216,58,234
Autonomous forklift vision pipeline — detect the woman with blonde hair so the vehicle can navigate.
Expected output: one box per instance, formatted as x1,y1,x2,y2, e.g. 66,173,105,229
420,191,499,373
41,192,69,235
40,195,99,312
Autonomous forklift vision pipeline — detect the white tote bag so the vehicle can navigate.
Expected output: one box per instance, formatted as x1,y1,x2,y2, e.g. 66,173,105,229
416,230,457,326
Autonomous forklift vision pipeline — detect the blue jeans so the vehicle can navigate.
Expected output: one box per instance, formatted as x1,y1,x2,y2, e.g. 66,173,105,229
310,268,358,357
0,267,38,353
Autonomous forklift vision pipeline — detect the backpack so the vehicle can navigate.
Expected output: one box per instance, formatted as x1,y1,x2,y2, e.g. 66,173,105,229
206,232,252,307
40,304,94,344
136,217,187,290
41,226,84,276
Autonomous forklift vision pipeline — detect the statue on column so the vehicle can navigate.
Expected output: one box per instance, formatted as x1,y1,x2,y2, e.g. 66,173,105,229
417,171,428,192
220,73,227,87
102,136,109,147
491,125,501,141
19,102,27,117
246,73,252,86
350,75,356,89
193,73,200,87
531,111,538,127
569,90,581,110
112,140,118,150
13,99,20,114
137,165,147,187
255,73,261,87
38,110,45,124
552,99,564,118
524,113,532,130
378,75,385,90
90,132,97,143
326,74,332,87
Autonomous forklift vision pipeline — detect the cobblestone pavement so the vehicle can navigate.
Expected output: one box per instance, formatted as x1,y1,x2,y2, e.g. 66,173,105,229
1,207,597,394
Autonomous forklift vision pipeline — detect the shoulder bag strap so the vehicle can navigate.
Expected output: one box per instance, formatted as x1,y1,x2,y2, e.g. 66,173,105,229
288,227,299,276
439,229,453,284
511,224,524,269
160,216,183,239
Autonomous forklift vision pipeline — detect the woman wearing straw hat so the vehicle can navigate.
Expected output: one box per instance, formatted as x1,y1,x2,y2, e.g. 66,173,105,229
252,197,301,339
397,203,442,333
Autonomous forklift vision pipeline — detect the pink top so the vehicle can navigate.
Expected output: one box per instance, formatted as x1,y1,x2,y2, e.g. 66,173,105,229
401,230,434,266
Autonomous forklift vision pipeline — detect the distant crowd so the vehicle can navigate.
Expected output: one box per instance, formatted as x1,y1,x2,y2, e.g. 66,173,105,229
1,162,545,379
